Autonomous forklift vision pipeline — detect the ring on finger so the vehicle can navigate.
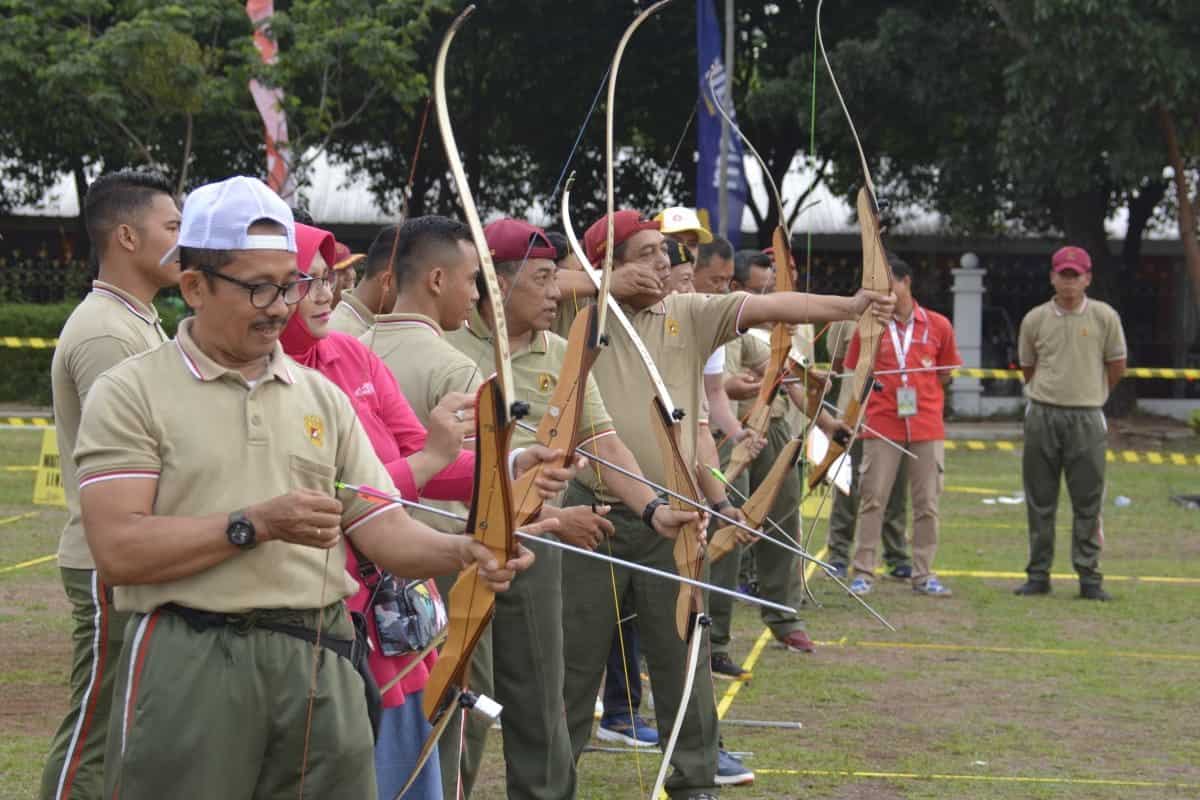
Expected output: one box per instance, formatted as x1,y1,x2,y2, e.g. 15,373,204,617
454,409,466,422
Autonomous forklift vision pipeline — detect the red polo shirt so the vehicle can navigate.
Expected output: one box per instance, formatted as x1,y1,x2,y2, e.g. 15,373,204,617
844,302,961,442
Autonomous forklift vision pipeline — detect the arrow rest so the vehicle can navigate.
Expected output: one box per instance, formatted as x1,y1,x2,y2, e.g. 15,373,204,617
510,400,530,419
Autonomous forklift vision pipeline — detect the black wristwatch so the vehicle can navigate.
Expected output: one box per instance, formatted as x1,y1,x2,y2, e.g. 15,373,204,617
642,496,669,529
711,498,733,514
226,510,257,550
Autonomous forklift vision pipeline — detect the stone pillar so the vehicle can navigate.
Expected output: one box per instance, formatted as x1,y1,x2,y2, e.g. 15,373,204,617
951,254,985,416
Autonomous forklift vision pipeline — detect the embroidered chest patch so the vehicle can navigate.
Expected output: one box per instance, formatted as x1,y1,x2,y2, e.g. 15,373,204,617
305,415,325,447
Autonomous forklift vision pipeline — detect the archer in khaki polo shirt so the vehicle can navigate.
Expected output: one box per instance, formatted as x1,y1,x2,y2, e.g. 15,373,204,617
447,218,698,800
74,177,529,800
362,215,494,798
557,209,895,798
41,169,178,800
1016,246,1127,600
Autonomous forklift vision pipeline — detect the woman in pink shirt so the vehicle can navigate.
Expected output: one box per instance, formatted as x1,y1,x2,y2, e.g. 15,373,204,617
281,223,472,798
281,223,572,798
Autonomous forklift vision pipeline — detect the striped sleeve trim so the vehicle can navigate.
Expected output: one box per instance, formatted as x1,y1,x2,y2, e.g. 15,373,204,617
576,429,616,450
344,502,400,536
78,470,160,489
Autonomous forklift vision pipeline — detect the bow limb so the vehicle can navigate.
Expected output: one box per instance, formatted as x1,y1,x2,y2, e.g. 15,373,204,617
419,4,523,751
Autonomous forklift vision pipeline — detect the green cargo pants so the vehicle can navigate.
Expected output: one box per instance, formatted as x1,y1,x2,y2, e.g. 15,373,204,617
433,574,493,799
491,541,576,800
40,568,128,800
826,438,910,569
103,603,375,800
743,419,805,639
1022,402,1107,586
708,438,750,658
561,482,720,799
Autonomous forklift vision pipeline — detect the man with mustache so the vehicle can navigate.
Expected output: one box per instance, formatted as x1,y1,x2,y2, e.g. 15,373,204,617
73,177,533,799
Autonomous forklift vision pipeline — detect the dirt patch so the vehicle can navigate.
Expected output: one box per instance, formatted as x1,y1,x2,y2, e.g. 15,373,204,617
0,575,71,739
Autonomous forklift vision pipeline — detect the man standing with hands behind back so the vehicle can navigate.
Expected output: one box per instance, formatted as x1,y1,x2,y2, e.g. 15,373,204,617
1016,246,1126,601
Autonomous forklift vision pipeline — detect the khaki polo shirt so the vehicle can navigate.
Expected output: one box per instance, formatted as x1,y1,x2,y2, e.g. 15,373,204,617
580,292,747,504
1019,297,1126,408
446,308,614,451
364,312,481,532
73,319,399,614
52,281,168,569
363,313,482,426
726,330,789,420
329,292,375,338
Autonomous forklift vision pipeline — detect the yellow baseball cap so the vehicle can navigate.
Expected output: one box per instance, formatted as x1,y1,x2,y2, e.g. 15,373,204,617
655,207,714,244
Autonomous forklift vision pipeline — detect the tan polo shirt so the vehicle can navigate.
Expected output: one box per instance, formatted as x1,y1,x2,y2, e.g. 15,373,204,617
73,319,399,613
329,292,375,338
1019,297,1127,408
446,308,614,451
51,281,168,569
579,292,747,504
364,312,481,532
725,331,789,421
363,313,482,426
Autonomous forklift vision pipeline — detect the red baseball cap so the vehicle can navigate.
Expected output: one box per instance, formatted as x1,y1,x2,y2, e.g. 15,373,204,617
584,210,660,266
484,219,556,262
1051,246,1092,273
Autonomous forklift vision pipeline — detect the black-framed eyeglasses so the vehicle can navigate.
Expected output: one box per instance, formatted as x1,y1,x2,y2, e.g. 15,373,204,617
199,268,313,309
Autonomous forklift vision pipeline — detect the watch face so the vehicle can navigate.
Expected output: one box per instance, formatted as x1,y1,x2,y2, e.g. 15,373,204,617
229,523,253,546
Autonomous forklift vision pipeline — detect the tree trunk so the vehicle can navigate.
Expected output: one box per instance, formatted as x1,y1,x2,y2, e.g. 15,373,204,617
1157,105,1200,311
1121,178,1167,281
1058,188,1115,302
72,159,90,265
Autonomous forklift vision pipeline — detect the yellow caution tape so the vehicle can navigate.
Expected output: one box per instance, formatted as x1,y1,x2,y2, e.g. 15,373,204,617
951,367,1199,379
942,439,1200,465
0,337,58,349
2,417,53,427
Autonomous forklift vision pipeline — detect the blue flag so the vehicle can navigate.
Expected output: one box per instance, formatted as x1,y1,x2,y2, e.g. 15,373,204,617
696,0,746,245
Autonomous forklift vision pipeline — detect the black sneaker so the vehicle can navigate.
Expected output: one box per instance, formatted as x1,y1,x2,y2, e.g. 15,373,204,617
711,652,752,681
1013,580,1051,596
827,561,848,579
1079,584,1112,602
886,563,913,581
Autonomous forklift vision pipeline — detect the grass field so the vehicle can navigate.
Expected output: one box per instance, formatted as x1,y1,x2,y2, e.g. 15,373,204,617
1,427,1197,799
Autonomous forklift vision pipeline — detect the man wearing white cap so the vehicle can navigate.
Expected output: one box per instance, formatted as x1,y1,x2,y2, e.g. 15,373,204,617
74,176,534,798
656,206,714,257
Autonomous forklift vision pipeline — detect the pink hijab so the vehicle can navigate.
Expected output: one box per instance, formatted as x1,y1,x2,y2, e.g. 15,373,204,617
280,222,337,368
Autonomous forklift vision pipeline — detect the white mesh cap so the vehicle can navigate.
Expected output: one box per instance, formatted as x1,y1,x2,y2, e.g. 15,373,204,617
161,176,296,266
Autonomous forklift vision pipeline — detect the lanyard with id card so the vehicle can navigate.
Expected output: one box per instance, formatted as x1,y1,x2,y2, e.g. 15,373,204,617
888,318,918,418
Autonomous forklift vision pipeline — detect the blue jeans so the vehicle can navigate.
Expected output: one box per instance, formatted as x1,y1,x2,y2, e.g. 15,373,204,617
602,607,642,718
374,691,443,800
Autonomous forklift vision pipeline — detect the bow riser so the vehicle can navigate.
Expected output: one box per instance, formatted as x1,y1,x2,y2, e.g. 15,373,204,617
510,305,604,524
708,436,803,564
422,376,515,721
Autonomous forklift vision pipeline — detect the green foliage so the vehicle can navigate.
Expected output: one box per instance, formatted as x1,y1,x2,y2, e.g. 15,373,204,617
0,298,186,406
1189,407,1200,435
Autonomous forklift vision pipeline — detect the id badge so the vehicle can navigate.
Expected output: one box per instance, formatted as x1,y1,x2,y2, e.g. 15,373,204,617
896,386,918,418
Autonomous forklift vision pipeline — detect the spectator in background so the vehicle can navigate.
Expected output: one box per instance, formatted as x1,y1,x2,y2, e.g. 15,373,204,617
330,240,363,309
329,228,398,337
655,206,712,258
1015,246,1126,601
847,255,960,598
663,238,696,295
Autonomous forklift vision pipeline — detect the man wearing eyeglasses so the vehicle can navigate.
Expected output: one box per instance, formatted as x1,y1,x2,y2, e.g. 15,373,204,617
73,176,534,799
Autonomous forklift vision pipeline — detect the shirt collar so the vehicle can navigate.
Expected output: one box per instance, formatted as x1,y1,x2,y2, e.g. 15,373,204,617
464,307,547,355
174,318,296,385
1051,297,1088,316
373,312,445,336
91,280,160,326
338,292,376,326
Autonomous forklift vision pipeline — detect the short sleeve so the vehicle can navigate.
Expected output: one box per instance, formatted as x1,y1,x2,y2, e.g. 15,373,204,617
69,336,143,405
1018,311,1037,367
937,316,962,367
74,374,162,487
1102,308,1127,362
578,373,615,444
